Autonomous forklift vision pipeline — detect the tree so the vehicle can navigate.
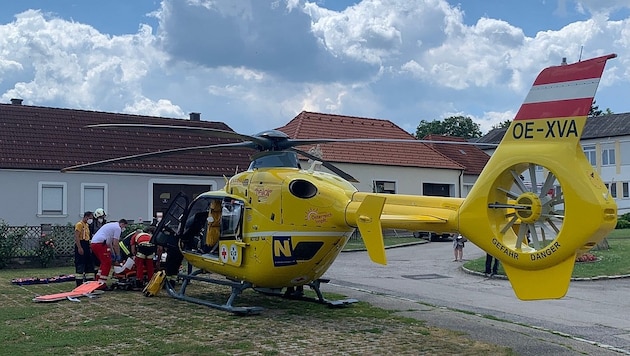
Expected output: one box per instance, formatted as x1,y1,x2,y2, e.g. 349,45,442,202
491,120,512,130
589,101,603,117
415,116,482,139
415,120,446,138
589,100,613,117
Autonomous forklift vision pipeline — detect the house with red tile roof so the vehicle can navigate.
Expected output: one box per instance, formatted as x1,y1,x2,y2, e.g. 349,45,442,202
277,111,469,197
0,100,251,226
420,135,490,197
476,113,630,213
0,102,489,227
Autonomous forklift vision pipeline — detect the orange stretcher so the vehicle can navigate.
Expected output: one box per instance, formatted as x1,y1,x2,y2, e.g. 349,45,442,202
32,281,104,302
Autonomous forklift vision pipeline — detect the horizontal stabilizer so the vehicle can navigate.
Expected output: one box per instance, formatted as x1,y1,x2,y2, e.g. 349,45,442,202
356,195,387,265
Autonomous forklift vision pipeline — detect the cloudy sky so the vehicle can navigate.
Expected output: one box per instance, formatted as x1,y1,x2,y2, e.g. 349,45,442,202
0,0,628,136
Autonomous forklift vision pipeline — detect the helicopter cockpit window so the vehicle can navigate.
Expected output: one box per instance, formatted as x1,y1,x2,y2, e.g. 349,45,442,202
221,200,243,237
248,151,300,170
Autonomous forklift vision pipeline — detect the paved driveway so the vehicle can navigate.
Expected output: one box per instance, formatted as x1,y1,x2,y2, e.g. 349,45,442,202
323,240,630,355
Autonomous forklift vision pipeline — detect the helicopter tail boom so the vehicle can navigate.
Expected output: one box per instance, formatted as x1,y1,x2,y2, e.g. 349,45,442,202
457,54,618,300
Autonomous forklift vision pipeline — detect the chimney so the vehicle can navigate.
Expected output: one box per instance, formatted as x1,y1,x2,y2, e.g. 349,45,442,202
189,112,201,121
10,98,23,105
561,57,567,66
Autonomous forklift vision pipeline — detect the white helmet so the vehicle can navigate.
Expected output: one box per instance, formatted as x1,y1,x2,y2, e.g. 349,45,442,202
94,208,106,218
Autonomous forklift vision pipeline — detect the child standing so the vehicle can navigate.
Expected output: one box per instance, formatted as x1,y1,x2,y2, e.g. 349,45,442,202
453,234,466,262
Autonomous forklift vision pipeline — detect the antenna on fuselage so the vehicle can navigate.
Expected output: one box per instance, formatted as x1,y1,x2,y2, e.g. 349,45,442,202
307,160,323,174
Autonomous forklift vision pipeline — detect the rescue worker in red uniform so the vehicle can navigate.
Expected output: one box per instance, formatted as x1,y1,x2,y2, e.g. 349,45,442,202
91,219,128,290
130,225,157,288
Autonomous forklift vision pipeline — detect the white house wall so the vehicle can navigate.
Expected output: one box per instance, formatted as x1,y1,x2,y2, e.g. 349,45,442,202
300,160,463,196
0,169,222,226
580,137,630,214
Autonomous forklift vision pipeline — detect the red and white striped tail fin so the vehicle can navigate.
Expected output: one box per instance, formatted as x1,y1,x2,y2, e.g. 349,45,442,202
506,54,617,144
516,54,616,121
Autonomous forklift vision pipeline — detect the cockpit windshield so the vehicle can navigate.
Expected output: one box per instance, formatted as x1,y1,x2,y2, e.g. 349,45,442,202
248,151,300,170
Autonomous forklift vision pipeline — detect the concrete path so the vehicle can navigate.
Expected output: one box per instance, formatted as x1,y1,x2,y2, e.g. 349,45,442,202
322,240,630,355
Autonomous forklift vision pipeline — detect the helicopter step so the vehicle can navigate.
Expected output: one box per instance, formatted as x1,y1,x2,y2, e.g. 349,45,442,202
254,278,359,308
165,269,264,315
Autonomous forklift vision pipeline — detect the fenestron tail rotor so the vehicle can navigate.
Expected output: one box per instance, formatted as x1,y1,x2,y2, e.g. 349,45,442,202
489,163,564,252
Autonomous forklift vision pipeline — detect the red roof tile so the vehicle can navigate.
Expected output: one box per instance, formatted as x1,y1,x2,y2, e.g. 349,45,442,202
421,135,490,174
0,103,252,176
277,111,464,170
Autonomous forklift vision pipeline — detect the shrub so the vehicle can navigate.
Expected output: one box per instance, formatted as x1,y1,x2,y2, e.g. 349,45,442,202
0,220,25,269
123,223,146,237
616,219,630,229
36,235,56,267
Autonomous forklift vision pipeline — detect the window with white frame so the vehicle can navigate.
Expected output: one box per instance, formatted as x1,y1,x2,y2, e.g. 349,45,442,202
601,146,615,166
623,182,629,198
583,145,596,166
38,182,67,216
82,183,107,213
605,182,617,198
373,180,396,194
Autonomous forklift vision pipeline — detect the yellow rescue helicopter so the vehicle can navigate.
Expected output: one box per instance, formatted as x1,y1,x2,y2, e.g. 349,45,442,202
63,53,618,314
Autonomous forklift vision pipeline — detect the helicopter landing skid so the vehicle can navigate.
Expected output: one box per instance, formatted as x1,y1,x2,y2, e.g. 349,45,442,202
256,279,359,308
164,269,263,315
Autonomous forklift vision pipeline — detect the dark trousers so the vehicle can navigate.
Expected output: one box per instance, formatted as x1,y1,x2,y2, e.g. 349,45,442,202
485,254,499,274
74,240,95,275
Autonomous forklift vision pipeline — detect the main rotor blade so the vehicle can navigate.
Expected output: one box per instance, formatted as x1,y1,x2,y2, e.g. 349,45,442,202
291,148,359,183
62,142,254,172
86,123,268,146
286,138,497,147
87,124,497,149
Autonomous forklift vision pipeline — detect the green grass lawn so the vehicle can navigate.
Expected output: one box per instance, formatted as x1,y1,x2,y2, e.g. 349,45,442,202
0,266,510,355
463,231,630,279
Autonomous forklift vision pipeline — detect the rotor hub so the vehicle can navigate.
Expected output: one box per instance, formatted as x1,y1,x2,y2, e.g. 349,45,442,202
515,192,542,223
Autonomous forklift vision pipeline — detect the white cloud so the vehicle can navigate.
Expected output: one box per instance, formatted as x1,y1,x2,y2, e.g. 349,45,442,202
0,10,165,110
576,0,630,15
124,97,185,118
0,1,629,137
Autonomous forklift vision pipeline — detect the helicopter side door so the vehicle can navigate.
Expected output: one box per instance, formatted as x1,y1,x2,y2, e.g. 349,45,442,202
151,192,188,249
